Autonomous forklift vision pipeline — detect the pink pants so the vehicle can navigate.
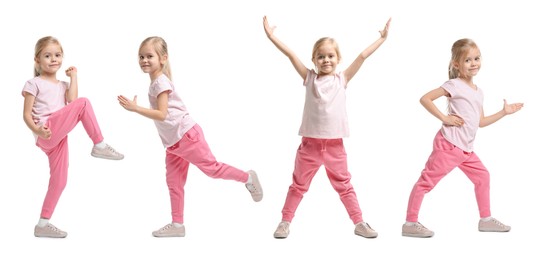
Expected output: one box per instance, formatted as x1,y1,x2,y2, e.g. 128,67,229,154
406,131,491,222
280,137,364,224
36,98,104,219
165,124,249,223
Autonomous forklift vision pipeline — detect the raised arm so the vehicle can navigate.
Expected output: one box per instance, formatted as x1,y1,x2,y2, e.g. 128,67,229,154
479,99,523,127
263,16,308,81
65,66,78,103
344,18,391,83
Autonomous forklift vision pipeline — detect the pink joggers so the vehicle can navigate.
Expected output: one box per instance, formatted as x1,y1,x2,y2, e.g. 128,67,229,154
164,124,249,223
280,137,364,224
406,131,491,222
36,98,104,219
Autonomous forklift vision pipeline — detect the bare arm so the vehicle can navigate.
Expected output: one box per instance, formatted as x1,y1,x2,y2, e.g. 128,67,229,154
23,92,51,139
65,66,78,103
117,92,169,121
344,18,391,83
263,16,308,81
420,87,465,126
479,99,523,127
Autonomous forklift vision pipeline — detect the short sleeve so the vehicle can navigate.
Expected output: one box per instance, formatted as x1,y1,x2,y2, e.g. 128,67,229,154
440,80,455,97
149,77,173,98
22,80,38,97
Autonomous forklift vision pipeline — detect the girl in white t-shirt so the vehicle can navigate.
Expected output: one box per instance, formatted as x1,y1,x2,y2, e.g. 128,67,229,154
263,16,391,239
402,38,524,238
22,36,124,238
117,36,263,237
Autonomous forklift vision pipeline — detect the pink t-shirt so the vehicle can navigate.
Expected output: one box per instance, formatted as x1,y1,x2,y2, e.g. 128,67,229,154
148,74,196,148
440,78,484,152
298,69,349,139
21,77,69,126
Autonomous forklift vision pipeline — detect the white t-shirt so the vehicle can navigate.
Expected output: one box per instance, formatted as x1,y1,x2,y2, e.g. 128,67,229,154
148,74,196,148
21,77,69,126
440,78,484,152
298,69,349,139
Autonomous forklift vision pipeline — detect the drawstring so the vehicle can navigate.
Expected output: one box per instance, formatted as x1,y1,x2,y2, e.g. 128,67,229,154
320,139,327,152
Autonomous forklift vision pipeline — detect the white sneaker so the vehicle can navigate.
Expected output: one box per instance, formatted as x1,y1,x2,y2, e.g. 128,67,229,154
152,223,185,237
34,223,67,238
91,144,124,160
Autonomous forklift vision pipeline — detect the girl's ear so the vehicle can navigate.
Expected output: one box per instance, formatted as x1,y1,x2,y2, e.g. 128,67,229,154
161,54,168,65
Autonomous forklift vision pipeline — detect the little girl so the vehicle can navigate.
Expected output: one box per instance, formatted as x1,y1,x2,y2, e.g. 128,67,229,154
22,36,124,238
263,16,390,239
118,36,263,237
402,38,523,238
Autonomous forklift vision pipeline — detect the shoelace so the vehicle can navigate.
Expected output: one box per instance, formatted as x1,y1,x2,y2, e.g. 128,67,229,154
277,223,289,232
490,219,505,227
246,183,259,193
105,144,121,155
415,222,428,230
46,224,63,233
159,224,174,232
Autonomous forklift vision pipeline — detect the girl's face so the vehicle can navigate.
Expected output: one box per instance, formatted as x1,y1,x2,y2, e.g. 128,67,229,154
312,43,339,76
139,44,166,78
455,47,482,79
35,43,63,77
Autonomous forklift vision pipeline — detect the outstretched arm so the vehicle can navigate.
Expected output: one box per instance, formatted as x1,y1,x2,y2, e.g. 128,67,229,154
344,18,391,83
263,16,308,81
479,99,523,127
118,92,168,121
420,87,465,127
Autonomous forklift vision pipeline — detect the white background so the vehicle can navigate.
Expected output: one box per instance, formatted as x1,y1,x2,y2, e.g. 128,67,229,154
1,0,539,259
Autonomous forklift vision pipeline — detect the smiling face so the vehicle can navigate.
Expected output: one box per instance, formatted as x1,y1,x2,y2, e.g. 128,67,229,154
312,42,340,76
139,43,166,80
35,43,63,77
454,47,482,79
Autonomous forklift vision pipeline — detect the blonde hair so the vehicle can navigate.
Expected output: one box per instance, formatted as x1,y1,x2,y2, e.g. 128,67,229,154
311,37,342,61
34,36,63,77
139,36,172,80
448,38,479,79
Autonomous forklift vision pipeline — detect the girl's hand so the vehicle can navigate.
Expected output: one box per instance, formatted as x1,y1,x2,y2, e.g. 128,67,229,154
443,114,464,127
37,125,52,140
379,18,391,39
65,66,77,77
263,16,276,38
503,99,524,115
118,95,138,112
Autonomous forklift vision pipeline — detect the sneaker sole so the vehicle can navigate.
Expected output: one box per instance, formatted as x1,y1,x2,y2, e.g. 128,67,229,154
355,231,378,238
91,153,124,160
402,232,434,238
478,228,511,232
152,234,186,237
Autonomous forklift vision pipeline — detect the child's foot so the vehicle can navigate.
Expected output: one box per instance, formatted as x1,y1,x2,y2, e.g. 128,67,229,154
478,217,511,232
402,222,434,238
273,221,290,239
245,170,263,202
34,223,67,238
354,222,378,238
91,143,124,160
152,223,185,237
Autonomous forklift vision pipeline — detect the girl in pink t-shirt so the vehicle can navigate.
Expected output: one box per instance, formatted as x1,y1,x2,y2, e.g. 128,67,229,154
263,16,391,239
22,36,124,238
117,36,263,238
402,38,524,238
